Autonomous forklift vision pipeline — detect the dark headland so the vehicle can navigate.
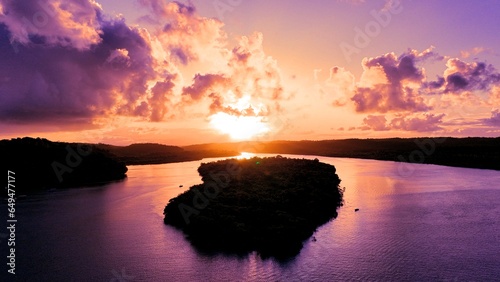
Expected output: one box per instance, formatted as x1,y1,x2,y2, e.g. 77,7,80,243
0,137,128,194
0,137,235,194
163,156,344,259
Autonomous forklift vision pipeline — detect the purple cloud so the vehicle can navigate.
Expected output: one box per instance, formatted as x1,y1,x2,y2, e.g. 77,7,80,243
482,109,500,127
0,16,172,123
428,59,500,93
351,50,431,113
360,115,389,131
361,113,445,132
389,113,445,132
0,0,102,49
182,73,228,100
0,0,251,125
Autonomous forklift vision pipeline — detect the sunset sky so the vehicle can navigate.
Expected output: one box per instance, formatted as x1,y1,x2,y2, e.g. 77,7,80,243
1,0,499,145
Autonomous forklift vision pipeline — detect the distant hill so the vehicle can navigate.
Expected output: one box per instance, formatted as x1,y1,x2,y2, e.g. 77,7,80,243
2,136,498,195
0,137,128,194
182,137,500,171
96,143,238,165
0,137,238,194
96,143,191,165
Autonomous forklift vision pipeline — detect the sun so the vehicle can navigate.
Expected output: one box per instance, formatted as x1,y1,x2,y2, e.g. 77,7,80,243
209,112,270,140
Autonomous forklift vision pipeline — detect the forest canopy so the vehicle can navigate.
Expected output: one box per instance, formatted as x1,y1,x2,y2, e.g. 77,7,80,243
0,137,128,194
164,156,344,258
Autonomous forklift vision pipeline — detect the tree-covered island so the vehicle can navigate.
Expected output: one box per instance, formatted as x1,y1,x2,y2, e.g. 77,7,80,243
163,156,344,258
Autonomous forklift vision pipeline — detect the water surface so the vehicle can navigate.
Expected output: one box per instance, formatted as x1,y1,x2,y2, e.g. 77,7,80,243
2,155,500,281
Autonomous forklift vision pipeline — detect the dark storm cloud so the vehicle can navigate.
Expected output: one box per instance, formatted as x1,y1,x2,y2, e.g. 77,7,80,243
0,18,162,123
0,0,181,124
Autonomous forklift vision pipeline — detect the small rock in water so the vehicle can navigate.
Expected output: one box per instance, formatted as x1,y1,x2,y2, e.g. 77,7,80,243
354,208,360,212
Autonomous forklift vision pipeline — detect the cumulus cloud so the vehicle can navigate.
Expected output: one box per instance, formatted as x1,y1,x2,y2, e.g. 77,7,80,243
148,75,176,121
332,46,500,116
326,66,355,106
228,32,284,100
0,19,168,123
360,115,388,131
0,0,286,128
138,0,226,65
182,73,228,100
361,113,445,132
428,59,500,93
351,50,431,113
338,47,499,134
390,113,445,132
182,32,285,118
0,0,102,49
0,0,208,124
0,0,288,132
137,2,286,123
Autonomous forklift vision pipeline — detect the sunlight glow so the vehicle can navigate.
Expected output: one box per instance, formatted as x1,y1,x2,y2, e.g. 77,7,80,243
209,112,270,140
236,152,256,159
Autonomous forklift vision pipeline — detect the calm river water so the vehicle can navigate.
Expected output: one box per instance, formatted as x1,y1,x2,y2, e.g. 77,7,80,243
2,154,500,281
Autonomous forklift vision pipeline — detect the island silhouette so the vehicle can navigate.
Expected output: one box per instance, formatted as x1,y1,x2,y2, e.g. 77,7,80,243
1,136,499,195
163,156,344,259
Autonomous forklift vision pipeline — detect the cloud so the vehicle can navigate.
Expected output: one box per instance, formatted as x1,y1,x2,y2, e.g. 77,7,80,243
351,50,431,113
182,32,285,118
139,0,226,65
228,32,284,100
0,20,140,121
349,48,499,118
352,84,429,113
326,66,355,106
149,76,176,121
0,0,288,132
389,113,445,132
0,0,102,50
361,113,445,132
313,69,322,81
0,0,182,124
488,85,500,106
428,59,500,93
482,109,500,127
460,47,491,59
182,73,228,100
322,47,443,111
360,115,388,131
137,2,286,122
323,47,499,135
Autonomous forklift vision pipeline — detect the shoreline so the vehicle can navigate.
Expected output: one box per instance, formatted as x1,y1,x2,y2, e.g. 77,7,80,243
2,137,498,195
126,152,500,172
